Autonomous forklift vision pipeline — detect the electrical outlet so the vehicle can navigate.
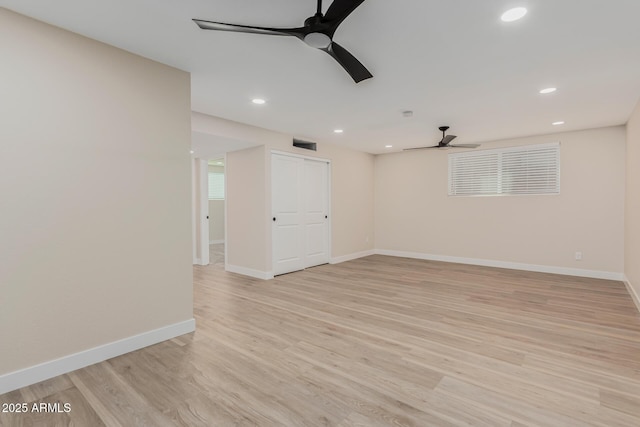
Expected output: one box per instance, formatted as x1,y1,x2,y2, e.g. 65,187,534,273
575,251,582,261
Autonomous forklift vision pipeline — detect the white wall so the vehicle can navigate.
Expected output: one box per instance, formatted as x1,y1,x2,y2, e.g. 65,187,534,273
375,126,626,278
0,9,193,383
626,99,640,309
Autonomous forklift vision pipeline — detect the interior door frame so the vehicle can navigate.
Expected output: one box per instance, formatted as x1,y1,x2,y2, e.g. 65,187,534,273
270,150,332,275
196,158,210,266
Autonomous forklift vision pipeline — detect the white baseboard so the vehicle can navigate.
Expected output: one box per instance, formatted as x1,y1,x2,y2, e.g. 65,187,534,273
193,258,201,265
225,264,273,280
209,239,225,244
624,275,640,314
375,249,624,281
330,249,376,264
0,319,196,395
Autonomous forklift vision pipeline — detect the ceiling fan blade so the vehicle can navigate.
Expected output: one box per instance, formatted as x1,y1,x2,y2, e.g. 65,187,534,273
442,134,457,145
324,0,367,28
403,146,440,151
449,144,481,148
321,42,372,83
193,19,305,37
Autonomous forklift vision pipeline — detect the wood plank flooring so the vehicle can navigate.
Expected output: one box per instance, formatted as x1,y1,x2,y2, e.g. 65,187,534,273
2,248,640,426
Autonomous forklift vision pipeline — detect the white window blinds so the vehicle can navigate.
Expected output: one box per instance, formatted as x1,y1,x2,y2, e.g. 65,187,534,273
448,142,560,196
208,172,225,200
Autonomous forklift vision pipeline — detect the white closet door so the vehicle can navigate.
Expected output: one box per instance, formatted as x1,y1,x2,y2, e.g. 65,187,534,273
272,153,329,276
304,159,329,267
272,154,304,275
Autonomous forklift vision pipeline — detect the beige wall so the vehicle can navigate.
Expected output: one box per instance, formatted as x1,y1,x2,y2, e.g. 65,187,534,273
0,9,193,375
626,99,640,304
226,146,269,272
209,200,225,242
207,165,225,243
325,144,376,259
375,126,626,275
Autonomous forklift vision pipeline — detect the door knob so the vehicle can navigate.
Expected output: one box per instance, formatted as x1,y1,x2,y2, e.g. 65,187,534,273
273,217,276,221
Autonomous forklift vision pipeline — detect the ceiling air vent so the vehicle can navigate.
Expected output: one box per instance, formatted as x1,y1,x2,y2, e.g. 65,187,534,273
293,138,317,151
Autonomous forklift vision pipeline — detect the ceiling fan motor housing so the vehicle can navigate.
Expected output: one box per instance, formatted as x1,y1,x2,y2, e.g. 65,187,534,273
305,14,325,28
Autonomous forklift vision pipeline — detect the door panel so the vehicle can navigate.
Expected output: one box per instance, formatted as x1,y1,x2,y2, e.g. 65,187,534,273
306,224,327,257
273,162,299,213
304,160,329,267
274,226,301,262
272,154,304,275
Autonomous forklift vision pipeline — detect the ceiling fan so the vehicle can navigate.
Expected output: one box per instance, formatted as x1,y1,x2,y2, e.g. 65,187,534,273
404,126,481,150
193,0,373,83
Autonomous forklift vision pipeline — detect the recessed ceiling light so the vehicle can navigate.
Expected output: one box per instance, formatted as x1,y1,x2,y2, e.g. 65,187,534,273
190,150,194,154
539,87,557,94
334,129,344,134
552,121,565,126
385,145,393,148
501,7,527,22
252,98,266,105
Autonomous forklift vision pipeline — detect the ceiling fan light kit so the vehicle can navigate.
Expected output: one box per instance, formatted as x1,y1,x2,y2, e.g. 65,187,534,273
304,32,332,49
193,0,373,83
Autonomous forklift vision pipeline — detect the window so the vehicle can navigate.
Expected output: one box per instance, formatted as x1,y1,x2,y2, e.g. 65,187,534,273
208,172,225,200
448,142,560,196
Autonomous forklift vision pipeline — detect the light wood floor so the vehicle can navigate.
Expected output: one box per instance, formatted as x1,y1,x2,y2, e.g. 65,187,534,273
2,250,640,426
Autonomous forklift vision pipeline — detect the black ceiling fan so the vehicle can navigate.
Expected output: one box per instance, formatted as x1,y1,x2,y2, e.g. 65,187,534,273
404,126,481,150
193,0,373,83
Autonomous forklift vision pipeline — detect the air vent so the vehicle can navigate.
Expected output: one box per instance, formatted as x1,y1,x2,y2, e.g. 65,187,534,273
293,138,317,151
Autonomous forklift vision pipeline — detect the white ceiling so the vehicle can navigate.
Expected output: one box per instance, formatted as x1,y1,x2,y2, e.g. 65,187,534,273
4,0,640,154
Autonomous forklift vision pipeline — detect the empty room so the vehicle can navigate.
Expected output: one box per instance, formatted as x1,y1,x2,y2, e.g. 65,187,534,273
1,1,640,426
